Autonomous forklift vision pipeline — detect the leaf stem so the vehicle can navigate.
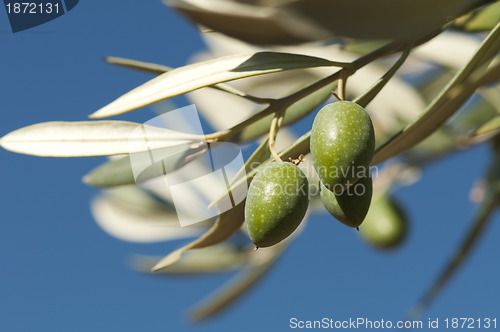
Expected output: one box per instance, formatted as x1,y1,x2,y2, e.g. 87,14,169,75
338,73,348,101
355,44,412,108
269,109,285,162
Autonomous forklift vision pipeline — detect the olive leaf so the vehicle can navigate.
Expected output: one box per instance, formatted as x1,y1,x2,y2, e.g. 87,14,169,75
454,1,500,32
188,243,286,323
413,32,482,70
130,245,250,275
83,144,207,187
468,114,500,144
372,21,500,164
105,56,173,75
90,194,200,243
167,0,310,45
101,185,175,213
187,213,308,322
105,56,271,103
475,114,500,136
0,121,202,157
151,201,246,271
84,156,136,187
168,0,493,44
90,52,348,119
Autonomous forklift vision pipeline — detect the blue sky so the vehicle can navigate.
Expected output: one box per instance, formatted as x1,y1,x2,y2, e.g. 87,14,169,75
1,1,499,331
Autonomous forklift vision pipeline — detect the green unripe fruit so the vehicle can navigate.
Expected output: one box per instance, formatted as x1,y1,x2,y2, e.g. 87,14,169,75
359,195,407,249
310,101,375,191
320,173,373,228
245,162,309,248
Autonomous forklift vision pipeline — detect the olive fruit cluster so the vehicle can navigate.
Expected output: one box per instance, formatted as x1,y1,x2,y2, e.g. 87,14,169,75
312,101,375,228
245,101,375,248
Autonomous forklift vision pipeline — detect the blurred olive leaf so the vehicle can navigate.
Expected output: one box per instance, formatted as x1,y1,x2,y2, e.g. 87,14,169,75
105,56,173,75
471,114,500,143
413,32,482,70
168,0,493,44
84,156,136,187
91,194,199,243
454,1,500,32
0,121,201,157
84,144,207,187
372,21,500,164
188,243,286,323
151,201,245,271
131,245,250,275
90,52,347,118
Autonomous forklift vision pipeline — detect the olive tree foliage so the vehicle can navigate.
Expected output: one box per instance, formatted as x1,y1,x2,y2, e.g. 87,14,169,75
1,0,500,323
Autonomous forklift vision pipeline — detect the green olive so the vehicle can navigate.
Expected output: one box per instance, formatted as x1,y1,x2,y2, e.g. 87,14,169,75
245,162,309,247
359,195,408,249
310,101,375,191
320,173,373,228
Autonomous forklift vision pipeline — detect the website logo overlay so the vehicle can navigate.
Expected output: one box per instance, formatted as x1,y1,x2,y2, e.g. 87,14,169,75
128,105,248,227
3,0,79,32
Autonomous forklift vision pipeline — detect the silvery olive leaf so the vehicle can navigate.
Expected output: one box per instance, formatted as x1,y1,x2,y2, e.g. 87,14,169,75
90,51,343,119
0,121,201,157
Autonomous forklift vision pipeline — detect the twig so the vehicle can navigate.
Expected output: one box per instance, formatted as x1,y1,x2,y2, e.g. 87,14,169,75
269,109,286,162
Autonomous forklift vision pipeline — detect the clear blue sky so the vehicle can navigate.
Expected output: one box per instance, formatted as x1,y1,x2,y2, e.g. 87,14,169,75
1,1,499,331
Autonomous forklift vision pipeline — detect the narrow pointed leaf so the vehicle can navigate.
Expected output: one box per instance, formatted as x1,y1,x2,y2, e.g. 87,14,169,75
187,216,308,323
84,144,207,187
372,22,500,164
84,156,136,187
105,56,273,104
454,1,500,32
90,52,345,118
91,195,199,243
151,201,245,271
105,56,173,75
189,244,286,323
131,245,249,275
0,121,202,157
475,115,500,136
